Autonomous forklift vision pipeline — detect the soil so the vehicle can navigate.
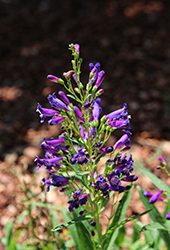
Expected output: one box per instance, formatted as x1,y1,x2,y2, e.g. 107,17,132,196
0,0,170,248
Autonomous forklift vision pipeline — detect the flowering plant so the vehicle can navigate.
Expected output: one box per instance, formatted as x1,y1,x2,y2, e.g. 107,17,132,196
36,44,149,250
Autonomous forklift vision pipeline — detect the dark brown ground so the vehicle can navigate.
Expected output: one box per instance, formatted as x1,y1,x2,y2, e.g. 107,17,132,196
1,0,170,158
0,0,170,248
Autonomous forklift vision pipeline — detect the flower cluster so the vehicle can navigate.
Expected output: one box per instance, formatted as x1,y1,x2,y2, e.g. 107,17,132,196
35,43,138,237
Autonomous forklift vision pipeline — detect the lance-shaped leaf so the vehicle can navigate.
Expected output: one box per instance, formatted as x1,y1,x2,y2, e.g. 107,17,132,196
141,222,170,232
63,135,86,147
52,214,92,231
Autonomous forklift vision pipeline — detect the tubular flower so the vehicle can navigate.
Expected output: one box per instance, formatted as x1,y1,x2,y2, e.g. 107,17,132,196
108,154,134,177
48,116,65,125
149,190,164,204
58,91,71,105
105,103,130,129
95,70,105,88
68,189,88,212
113,130,131,150
143,190,164,203
95,175,109,196
47,74,64,84
88,62,101,84
107,171,125,192
73,106,85,123
70,150,88,165
42,174,70,192
92,98,102,121
48,93,69,111
36,103,60,123
98,146,114,154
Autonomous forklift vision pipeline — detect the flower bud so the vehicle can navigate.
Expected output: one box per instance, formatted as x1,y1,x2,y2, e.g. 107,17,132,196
96,89,104,97
63,70,75,80
92,86,98,92
47,75,64,84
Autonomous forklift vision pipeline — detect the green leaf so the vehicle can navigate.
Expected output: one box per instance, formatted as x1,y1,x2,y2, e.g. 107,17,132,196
75,220,93,250
5,219,13,248
63,135,86,147
103,185,133,250
16,210,29,224
114,225,125,247
62,209,79,250
9,230,22,250
137,186,170,248
141,222,170,232
52,214,92,231
105,210,151,237
23,201,67,211
135,165,170,199
132,220,140,243
66,94,79,102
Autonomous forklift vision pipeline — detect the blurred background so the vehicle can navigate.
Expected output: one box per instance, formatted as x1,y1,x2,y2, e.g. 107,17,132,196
1,0,170,158
1,1,170,248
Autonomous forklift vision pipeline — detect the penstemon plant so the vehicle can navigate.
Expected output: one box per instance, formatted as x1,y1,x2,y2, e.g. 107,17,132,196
35,44,149,250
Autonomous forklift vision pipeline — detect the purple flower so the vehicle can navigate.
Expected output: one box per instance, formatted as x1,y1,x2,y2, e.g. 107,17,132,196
107,171,124,192
79,193,88,205
47,75,64,84
95,70,105,88
46,156,64,166
35,156,46,170
42,175,70,192
166,211,170,220
58,91,71,105
108,118,130,129
91,231,95,237
74,44,80,53
68,189,88,212
157,156,167,168
36,103,60,123
44,138,65,146
73,106,85,123
90,221,96,227
92,98,102,121
95,175,109,196
123,175,138,182
88,62,101,84
71,150,88,165
110,154,134,177
114,130,131,150
98,146,114,154
105,103,130,130
149,190,164,204
41,142,60,154
105,103,127,120
83,101,92,109
48,93,69,111
48,116,65,125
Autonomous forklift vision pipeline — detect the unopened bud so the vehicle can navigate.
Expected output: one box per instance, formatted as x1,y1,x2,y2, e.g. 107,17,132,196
96,89,104,97
47,75,64,84
63,70,75,80
74,87,80,94
79,82,84,89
